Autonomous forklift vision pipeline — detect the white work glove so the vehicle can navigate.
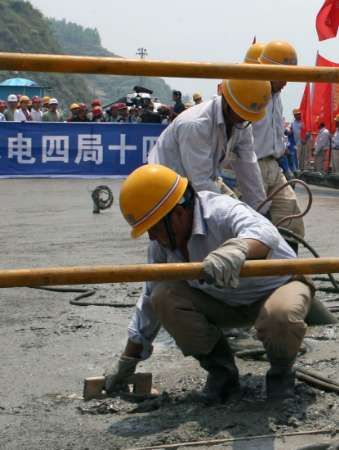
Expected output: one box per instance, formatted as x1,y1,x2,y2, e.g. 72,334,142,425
104,355,140,394
202,238,248,288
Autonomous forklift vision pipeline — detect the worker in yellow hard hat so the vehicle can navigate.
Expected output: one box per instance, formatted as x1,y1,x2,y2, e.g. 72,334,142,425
332,114,339,174
42,96,50,112
244,42,265,64
103,163,317,401
14,95,32,122
246,40,304,252
192,92,203,105
67,103,81,122
148,78,271,214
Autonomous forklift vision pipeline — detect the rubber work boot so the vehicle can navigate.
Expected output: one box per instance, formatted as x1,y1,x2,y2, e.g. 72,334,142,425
266,365,296,400
195,336,239,403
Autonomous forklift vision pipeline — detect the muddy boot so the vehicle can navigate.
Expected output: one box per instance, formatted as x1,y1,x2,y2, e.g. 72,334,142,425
195,336,239,403
266,363,296,400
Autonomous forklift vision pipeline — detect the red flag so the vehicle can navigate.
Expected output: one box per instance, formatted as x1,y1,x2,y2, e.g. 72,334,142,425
299,83,312,140
316,0,339,41
312,53,339,132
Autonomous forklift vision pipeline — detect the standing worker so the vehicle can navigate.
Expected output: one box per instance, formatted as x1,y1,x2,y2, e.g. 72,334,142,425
314,122,331,173
291,108,302,170
104,164,315,401
4,94,18,121
148,78,271,213
249,41,305,251
332,114,339,174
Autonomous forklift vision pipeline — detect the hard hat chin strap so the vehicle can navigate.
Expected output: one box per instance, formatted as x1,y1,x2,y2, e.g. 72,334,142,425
163,212,177,251
162,184,195,252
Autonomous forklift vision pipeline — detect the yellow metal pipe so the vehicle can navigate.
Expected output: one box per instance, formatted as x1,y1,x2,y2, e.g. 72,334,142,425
1,257,339,288
0,52,338,82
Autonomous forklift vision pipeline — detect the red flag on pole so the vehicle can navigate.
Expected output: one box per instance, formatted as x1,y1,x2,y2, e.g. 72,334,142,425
315,0,339,41
299,83,312,141
312,53,339,132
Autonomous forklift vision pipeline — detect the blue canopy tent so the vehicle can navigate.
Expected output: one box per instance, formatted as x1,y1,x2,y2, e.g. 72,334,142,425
0,78,45,100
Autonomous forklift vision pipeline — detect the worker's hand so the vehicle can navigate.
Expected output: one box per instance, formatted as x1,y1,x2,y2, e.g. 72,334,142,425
104,355,140,394
202,238,248,288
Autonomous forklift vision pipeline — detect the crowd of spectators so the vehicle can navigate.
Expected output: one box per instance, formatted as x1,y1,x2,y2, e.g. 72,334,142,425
0,90,203,124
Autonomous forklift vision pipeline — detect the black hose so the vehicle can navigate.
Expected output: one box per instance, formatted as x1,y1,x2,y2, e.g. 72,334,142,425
91,185,114,213
29,286,136,307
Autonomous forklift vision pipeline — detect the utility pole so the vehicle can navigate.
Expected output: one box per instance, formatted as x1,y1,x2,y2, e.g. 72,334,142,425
136,47,148,87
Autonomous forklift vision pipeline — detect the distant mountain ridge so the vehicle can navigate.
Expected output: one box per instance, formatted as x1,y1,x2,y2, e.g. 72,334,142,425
0,0,172,106
48,17,173,105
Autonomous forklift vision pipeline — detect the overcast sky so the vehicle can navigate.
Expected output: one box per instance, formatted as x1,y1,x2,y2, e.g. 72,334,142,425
30,0,338,119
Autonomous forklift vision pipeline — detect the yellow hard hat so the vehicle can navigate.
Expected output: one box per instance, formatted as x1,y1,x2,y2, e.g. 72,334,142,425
70,103,80,110
244,42,265,64
221,79,271,122
119,164,188,238
335,114,339,122
20,95,30,102
259,40,297,65
42,96,50,104
192,92,202,101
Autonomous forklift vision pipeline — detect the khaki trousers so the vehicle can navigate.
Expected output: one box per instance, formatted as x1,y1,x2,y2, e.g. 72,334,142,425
258,158,305,237
151,281,312,363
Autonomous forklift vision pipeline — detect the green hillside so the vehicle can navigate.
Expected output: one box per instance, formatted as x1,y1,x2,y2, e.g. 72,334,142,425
0,0,173,107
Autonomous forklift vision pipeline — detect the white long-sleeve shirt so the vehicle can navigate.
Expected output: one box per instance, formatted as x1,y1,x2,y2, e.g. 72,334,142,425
14,108,31,122
252,93,285,160
148,96,267,211
31,109,43,122
315,127,331,154
128,191,295,358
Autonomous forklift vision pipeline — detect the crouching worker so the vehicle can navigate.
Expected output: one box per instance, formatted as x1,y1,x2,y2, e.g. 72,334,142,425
105,164,314,401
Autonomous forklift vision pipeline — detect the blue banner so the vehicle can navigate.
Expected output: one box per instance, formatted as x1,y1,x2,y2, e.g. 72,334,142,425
0,122,166,177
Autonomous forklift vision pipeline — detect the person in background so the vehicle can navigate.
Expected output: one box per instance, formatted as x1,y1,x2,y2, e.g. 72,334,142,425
0,100,7,121
42,96,50,113
192,92,203,105
157,105,171,124
290,108,302,170
4,94,18,121
91,106,105,122
30,96,43,122
67,103,81,122
108,104,120,122
314,122,331,173
332,114,339,174
116,103,129,123
172,90,186,119
14,96,32,121
0,100,6,121
129,106,140,123
42,98,63,122
140,101,162,123
78,103,89,122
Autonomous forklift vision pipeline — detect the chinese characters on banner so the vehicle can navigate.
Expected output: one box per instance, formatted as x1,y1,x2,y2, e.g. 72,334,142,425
0,122,166,177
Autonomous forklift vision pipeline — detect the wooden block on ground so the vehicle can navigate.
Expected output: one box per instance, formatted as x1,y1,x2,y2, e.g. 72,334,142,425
83,372,154,401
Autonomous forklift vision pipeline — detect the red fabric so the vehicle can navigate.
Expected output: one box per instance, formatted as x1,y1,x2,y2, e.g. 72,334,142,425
299,83,312,140
316,0,339,41
312,54,339,132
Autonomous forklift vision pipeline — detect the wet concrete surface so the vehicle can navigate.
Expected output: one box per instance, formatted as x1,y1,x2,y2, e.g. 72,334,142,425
0,179,338,450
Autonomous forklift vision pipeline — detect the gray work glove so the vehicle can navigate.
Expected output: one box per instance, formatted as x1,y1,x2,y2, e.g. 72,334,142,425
104,355,140,394
202,238,248,288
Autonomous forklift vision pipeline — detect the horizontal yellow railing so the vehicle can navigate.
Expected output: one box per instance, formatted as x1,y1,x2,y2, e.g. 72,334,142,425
0,52,338,82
